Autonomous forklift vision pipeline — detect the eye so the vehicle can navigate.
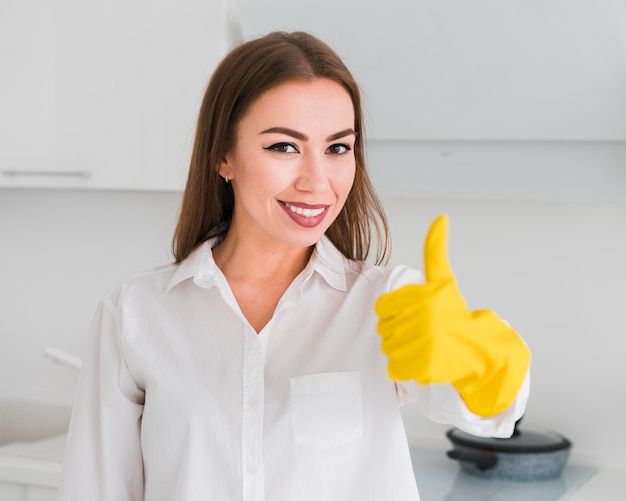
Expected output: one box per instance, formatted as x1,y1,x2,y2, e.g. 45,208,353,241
264,142,298,154
327,143,352,155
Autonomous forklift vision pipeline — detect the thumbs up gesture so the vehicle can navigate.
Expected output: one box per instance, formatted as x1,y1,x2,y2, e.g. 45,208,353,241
375,215,530,417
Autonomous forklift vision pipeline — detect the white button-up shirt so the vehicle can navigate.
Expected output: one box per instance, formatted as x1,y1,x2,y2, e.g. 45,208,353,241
59,236,528,500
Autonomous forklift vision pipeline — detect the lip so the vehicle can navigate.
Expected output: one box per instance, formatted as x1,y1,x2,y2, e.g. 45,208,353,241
279,201,330,228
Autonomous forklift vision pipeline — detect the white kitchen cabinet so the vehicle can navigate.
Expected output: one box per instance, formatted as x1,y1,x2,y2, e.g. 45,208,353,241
366,140,626,201
238,0,626,141
0,0,229,191
0,433,65,501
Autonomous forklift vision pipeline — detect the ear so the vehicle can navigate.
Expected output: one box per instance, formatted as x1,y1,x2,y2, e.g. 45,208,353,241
218,154,234,181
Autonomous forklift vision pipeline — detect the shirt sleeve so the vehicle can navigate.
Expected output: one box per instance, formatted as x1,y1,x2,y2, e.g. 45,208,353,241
58,298,145,500
396,370,529,438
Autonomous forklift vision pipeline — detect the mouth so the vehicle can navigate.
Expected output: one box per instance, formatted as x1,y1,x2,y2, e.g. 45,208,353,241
280,201,330,227
284,203,326,217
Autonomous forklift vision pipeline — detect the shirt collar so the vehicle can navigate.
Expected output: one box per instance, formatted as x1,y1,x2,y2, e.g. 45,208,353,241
308,235,350,292
165,235,351,295
165,240,220,294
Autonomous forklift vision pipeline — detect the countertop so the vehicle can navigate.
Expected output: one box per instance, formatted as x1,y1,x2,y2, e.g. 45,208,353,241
561,469,625,501
0,435,622,499
410,446,622,501
0,434,64,488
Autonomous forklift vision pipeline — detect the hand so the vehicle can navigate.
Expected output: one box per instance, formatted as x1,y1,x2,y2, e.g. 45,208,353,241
375,214,530,417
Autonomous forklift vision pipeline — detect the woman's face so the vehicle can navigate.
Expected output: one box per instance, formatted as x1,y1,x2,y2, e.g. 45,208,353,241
221,78,356,250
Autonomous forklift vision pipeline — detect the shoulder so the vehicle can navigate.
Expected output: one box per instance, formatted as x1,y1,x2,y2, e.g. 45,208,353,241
102,263,177,309
349,260,425,294
315,236,425,293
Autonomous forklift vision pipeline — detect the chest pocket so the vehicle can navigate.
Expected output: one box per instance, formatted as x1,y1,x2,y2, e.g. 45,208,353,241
290,371,363,449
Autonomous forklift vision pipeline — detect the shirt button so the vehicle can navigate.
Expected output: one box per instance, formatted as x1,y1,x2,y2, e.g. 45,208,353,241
248,399,259,408
247,465,257,475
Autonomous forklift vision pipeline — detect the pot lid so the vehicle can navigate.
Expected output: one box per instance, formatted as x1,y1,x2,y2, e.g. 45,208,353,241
446,426,571,453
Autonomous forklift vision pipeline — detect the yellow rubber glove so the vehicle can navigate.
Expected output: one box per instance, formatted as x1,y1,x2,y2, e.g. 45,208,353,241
375,214,530,417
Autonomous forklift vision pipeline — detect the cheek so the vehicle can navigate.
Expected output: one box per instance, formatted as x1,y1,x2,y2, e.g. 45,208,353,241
337,164,357,200
238,157,282,191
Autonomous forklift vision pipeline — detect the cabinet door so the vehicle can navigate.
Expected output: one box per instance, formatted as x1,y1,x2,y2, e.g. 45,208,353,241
1,0,227,191
238,0,626,141
0,1,58,183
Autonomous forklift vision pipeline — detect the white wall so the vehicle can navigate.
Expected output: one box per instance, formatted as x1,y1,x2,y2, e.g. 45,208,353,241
1,187,625,470
0,190,182,404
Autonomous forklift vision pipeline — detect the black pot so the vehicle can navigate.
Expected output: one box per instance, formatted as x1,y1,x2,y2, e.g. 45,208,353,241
446,420,572,481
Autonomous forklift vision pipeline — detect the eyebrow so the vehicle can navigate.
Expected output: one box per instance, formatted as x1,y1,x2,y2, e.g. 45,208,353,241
260,127,356,142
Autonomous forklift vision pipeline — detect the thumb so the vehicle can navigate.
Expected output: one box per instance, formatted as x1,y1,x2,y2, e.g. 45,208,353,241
424,214,455,282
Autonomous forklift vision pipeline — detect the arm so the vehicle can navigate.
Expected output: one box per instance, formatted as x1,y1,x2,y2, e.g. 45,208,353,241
58,298,145,500
396,371,529,438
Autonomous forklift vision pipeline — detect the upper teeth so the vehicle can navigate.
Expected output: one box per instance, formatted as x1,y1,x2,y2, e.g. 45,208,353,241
285,203,325,217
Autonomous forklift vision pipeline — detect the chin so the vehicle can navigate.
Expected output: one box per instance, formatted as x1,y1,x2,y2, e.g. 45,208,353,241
280,228,328,250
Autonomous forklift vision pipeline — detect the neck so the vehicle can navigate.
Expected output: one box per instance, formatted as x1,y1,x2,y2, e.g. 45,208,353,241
212,232,315,285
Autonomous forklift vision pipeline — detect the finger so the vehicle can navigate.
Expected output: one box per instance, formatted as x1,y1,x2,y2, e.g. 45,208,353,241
424,214,454,283
376,301,424,340
379,317,425,353
374,285,422,318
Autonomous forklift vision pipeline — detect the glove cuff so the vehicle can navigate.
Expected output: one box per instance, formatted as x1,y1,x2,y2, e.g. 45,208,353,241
452,313,531,417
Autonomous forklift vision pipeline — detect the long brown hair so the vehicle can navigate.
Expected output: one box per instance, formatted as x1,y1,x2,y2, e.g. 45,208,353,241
172,31,390,264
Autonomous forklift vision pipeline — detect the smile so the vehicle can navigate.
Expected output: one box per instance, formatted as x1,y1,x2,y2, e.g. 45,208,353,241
280,201,330,228
283,202,326,218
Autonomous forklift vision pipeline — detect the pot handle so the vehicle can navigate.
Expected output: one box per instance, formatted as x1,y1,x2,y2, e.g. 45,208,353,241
446,449,499,471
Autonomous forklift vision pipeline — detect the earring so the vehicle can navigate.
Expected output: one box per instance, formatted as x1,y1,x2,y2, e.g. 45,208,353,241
224,173,230,183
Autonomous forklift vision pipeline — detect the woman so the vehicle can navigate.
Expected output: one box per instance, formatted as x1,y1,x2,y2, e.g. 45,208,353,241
59,31,530,500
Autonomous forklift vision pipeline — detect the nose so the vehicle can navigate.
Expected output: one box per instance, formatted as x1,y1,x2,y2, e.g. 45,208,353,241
294,152,329,193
